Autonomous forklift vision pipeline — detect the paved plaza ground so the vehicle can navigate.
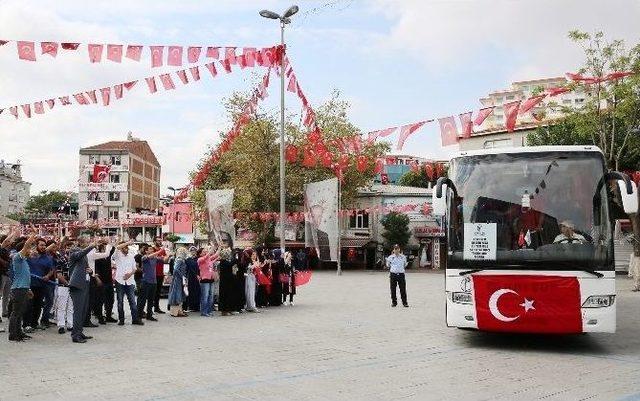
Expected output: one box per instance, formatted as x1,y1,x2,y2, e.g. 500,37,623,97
1,271,640,401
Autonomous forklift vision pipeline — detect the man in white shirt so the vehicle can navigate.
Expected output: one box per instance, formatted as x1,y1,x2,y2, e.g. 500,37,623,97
553,220,587,244
386,244,409,307
112,241,144,326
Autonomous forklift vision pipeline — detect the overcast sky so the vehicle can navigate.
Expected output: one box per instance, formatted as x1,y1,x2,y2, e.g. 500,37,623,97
1,0,639,195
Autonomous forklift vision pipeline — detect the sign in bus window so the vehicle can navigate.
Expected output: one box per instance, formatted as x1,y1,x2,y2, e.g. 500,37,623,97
464,223,497,260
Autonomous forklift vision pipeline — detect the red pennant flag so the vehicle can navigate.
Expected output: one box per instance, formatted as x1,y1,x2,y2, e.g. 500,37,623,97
159,73,175,90
243,47,256,67
87,44,104,63
472,274,582,334
356,155,368,173
107,44,123,62
17,41,36,61
287,74,297,93
302,151,317,167
41,42,58,57
321,152,333,168
225,47,237,64
565,72,584,81
206,46,219,59
85,90,98,104
424,163,434,180
220,59,232,73
0,40,8,46
474,107,494,126
150,46,164,67
438,116,459,146
546,87,570,97
114,84,124,99
285,144,298,163
176,70,189,84
189,66,201,81
33,101,44,114
205,62,218,77
145,77,157,94
60,43,79,50
73,93,89,105
9,106,18,119
187,46,201,63
367,127,396,144
168,46,183,66
58,96,71,105
503,100,521,132
459,112,473,139
605,71,635,81
21,104,32,117
397,121,428,150
123,81,137,90
125,45,143,61
519,95,546,115
100,87,111,106
45,99,55,109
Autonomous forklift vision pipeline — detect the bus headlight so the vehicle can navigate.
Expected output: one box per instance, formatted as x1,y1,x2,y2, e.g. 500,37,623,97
582,295,615,308
451,292,473,305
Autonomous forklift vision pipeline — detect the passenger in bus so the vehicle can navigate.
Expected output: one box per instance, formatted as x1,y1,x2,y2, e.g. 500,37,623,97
553,220,587,244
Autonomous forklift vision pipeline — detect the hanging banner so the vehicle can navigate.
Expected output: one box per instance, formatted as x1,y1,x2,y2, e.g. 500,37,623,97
304,178,339,261
205,189,235,248
92,164,111,183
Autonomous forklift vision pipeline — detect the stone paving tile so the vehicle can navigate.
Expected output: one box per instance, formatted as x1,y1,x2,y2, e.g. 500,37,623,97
2,271,640,401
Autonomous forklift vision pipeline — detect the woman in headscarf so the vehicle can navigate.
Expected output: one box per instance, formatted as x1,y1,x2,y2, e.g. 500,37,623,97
282,251,297,306
183,247,201,312
198,245,219,317
167,246,188,317
234,248,247,312
255,248,271,308
217,248,237,316
269,249,283,306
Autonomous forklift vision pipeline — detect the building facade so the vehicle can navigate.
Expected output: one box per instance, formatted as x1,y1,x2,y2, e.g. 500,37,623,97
0,160,31,216
78,134,162,240
374,154,432,184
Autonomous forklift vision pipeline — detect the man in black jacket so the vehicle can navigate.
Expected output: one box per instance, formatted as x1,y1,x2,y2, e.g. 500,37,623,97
68,236,99,343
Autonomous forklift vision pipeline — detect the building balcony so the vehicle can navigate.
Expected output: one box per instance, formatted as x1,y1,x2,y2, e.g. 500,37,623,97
103,200,123,207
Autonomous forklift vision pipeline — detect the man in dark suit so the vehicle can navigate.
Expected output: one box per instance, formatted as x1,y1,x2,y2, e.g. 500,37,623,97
68,236,99,343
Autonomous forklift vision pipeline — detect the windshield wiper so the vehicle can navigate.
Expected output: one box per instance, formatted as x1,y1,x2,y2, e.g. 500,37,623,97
459,269,484,276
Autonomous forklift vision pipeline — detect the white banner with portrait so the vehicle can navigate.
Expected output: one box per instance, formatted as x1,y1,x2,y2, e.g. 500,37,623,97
205,189,235,248
304,178,339,261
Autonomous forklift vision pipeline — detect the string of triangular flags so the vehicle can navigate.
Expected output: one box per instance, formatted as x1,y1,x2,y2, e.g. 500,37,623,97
0,45,282,120
1,39,277,69
366,70,636,150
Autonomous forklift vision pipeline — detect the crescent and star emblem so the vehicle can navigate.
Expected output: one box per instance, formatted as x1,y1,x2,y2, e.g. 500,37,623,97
488,288,535,322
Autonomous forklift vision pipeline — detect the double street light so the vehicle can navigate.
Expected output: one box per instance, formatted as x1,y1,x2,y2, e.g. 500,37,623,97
259,5,299,252
167,186,184,234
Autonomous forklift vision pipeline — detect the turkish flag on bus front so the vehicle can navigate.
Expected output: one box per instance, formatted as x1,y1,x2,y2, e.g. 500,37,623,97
472,274,582,334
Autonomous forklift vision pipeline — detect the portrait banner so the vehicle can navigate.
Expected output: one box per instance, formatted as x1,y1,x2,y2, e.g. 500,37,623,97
205,189,235,248
304,177,339,261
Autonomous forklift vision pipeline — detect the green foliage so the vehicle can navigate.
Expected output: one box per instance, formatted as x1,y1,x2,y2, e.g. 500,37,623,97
381,212,411,249
397,169,431,188
164,233,181,243
24,191,69,214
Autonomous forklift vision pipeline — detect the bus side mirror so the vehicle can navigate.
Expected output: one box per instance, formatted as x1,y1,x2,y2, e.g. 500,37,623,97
432,184,447,216
617,179,639,214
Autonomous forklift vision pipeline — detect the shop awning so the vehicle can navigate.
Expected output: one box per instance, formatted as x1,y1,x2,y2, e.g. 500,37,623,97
341,238,373,248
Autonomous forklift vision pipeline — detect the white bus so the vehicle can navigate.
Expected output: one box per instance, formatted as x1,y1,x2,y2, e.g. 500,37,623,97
432,146,638,334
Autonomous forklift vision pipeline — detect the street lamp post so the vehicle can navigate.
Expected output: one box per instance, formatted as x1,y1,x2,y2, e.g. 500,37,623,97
260,5,299,253
167,186,184,235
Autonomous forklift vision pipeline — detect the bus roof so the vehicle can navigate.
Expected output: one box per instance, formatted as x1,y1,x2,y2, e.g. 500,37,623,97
452,145,603,160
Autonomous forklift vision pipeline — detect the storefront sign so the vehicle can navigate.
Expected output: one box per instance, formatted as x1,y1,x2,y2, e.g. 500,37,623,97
414,225,445,237
463,223,497,260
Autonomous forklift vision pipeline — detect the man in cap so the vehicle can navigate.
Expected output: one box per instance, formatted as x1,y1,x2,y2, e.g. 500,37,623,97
553,220,586,244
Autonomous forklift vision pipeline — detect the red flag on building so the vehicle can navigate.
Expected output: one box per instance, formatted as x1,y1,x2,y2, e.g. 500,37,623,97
438,116,459,146
519,95,546,115
459,112,473,139
472,274,582,334
474,107,494,126
92,164,111,183
396,121,428,150
503,100,521,132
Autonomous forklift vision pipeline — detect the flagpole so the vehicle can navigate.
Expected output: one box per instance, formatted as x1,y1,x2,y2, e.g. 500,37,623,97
337,177,342,276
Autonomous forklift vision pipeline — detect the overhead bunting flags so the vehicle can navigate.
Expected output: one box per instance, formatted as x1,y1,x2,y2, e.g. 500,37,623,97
474,106,494,126
41,42,58,57
438,116,459,146
367,127,396,144
503,100,521,132
459,112,473,139
396,120,429,150
519,94,546,115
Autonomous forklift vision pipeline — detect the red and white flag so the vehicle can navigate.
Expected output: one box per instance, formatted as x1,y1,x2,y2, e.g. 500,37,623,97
176,70,189,84
41,42,58,57
59,96,71,105
438,116,459,146
100,87,111,106
206,46,219,59
114,84,124,99
225,47,237,64
61,43,79,50
9,106,18,119
92,164,111,183
519,95,546,115
473,106,494,126
459,111,473,139
367,127,396,144
605,71,635,81
189,66,200,81
73,93,89,105
45,99,55,109
21,104,32,118
168,46,183,66
33,101,44,114
85,90,98,104
107,44,123,62
125,45,143,61
546,87,570,97
159,73,175,90
220,59,232,73
17,41,36,61
472,274,582,334
205,62,217,77
397,120,428,150
287,74,297,93
123,81,137,90
150,46,164,67
145,77,157,94
187,46,201,63
503,100,521,132
243,47,256,67
88,44,104,63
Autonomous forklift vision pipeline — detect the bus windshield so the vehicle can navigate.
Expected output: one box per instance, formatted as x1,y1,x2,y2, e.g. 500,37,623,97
447,151,613,271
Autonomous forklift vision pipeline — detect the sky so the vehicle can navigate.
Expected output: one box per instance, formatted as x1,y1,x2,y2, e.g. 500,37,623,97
0,0,639,195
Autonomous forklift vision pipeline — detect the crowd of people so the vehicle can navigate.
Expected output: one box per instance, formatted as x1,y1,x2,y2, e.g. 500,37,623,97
0,228,304,343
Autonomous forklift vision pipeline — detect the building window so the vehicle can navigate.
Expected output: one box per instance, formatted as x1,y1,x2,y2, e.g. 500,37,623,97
87,209,98,220
110,174,120,183
108,192,120,201
349,211,370,229
111,155,121,165
89,155,99,164
484,139,512,149
88,192,100,201
108,209,119,220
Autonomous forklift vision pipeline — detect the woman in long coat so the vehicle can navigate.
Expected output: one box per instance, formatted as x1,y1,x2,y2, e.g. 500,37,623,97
168,247,188,317
183,247,201,312
282,251,296,306
269,249,283,306
217,248,237,316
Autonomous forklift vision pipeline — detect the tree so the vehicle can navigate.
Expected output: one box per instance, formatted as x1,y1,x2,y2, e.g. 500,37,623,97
24,190,69,214
396,162,448,188
381,212,411,250
190,88,389,241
